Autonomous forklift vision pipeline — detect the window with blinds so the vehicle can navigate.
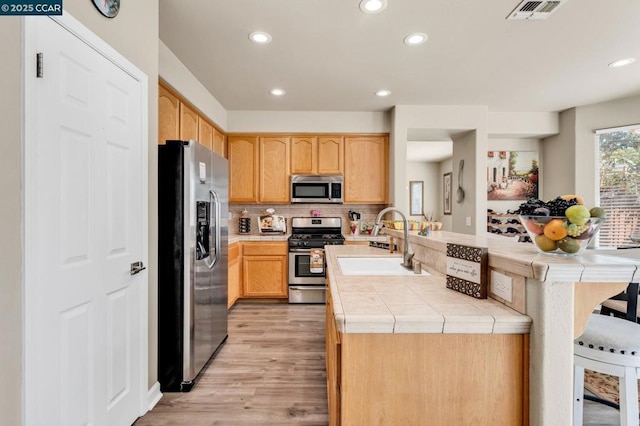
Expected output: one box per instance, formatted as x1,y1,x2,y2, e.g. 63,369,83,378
596,125,640,248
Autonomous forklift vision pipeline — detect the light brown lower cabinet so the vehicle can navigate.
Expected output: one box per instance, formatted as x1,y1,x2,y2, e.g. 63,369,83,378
241,242,288,298
326,290,529,426
228,242,241,308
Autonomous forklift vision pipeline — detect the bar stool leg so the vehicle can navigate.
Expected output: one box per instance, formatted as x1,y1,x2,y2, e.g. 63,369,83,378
573,364,585,426
619,366,639,426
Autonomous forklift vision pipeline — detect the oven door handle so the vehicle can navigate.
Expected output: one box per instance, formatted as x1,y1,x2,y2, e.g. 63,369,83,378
289,248,318,253
289,286,326,290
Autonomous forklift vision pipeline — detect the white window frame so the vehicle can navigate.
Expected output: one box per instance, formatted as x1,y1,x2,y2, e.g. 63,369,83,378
595,123,640,248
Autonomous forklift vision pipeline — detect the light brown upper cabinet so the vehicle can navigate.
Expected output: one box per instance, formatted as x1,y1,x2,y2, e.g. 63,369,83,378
291,136,344,175
290,137,315,174
158,82,226,157
344,135,388,204
317,136,344,175
197,117,213,151
179,102,199,142
158,84,179,145
259,137,290,203
228,136,259,203
213,128,226,158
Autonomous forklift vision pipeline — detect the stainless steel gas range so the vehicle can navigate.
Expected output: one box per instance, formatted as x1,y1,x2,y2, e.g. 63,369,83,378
288,217,345,304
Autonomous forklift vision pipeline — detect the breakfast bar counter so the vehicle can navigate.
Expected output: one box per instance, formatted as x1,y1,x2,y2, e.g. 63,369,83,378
325,245,531,334
325,231,640,426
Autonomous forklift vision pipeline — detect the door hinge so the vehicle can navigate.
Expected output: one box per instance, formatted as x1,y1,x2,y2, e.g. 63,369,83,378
36,52,43,78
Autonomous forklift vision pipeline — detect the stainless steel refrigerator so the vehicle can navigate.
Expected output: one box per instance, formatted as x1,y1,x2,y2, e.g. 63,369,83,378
158,140,228,392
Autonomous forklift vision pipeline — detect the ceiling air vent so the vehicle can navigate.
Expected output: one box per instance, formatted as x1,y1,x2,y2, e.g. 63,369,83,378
507,0,567,20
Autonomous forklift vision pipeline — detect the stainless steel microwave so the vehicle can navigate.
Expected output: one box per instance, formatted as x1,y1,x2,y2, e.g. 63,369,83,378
290,175,343,204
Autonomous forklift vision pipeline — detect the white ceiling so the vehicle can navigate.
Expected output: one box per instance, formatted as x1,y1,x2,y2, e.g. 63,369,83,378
158,0,640,160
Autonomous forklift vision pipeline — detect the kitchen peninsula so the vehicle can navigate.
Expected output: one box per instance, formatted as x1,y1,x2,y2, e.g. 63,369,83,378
325,231,640,426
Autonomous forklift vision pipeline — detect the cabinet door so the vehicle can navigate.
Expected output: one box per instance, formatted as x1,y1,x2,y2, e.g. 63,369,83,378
228,136,259,203
228,243,241,308
158,84,179,145
326,288,341,426
344,136,388,204
213,128,226,158
318,136,344,175
291,136,317,174
197,117,213,151
242,255,287,297
179,102,199,141
259,137,290,203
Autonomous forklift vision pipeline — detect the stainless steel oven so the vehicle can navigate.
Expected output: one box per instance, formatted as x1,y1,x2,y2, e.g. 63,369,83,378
288,249,327,303
289,249,326,286
288,217,344,304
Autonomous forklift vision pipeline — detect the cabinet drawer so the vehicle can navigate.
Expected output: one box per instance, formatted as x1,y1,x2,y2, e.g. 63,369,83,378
242,241,287,256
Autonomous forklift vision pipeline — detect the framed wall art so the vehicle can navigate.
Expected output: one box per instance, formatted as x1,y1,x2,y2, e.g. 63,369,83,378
409,181,424,216
443,172,452,215
487,151,538,201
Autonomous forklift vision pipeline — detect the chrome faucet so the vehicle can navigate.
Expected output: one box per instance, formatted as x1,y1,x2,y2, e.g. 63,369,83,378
372,207,414,269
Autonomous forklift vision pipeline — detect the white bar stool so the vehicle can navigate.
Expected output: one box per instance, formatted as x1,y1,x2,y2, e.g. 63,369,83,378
574,314,640,426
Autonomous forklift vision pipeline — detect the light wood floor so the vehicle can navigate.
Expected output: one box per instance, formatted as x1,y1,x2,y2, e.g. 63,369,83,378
135,303,328,425
136,302,620,425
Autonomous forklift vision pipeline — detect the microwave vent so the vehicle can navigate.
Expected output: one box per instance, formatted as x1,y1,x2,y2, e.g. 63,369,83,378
506,0,567,20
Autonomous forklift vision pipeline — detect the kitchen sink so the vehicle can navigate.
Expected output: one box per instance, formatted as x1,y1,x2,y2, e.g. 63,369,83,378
337,256,430,276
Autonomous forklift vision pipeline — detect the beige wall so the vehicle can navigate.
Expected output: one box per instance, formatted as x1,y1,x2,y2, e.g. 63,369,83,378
542,108,576,200
227,110,390,134
0,16,24,426
451,130,479,234
159,40,228,130
488,111,558,138
63,0,160,391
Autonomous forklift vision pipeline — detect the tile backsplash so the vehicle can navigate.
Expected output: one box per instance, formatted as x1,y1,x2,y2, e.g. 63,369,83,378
229,204,389,236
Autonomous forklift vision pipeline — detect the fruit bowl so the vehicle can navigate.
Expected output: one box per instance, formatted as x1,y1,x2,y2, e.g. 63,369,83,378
518,215,604,256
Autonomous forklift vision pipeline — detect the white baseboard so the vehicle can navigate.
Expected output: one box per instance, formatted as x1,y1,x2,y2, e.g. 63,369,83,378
147,382,163,411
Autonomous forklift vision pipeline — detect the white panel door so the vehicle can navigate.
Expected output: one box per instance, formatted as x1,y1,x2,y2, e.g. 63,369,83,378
26,16,145,426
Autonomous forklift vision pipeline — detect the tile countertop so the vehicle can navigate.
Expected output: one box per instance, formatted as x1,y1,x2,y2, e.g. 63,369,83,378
324,245,532,335
227,234,388,245
382,229,640,283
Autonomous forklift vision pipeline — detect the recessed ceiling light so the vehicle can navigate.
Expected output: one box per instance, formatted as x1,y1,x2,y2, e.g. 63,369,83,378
403,33,428,46
375,89,392,97
249,31,272,44
359,0,387,14
608,57,636,68
269,88,286,96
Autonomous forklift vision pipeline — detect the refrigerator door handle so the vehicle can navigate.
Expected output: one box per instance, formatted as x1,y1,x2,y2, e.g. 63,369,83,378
205,188,221,269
